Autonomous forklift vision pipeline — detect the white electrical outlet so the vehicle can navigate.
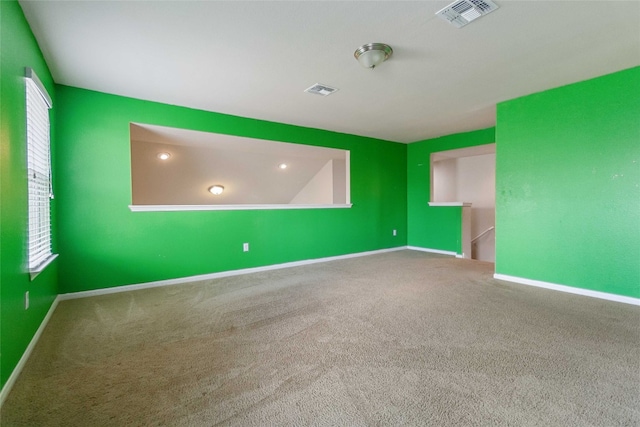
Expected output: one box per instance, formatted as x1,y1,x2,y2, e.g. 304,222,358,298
393,229,397,236
243,243,249,252
25,291,29,310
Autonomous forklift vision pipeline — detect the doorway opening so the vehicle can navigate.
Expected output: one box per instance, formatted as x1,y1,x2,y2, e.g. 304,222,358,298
431,143,495,262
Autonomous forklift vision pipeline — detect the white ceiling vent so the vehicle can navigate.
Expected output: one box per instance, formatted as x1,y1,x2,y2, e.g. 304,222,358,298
436,0,499,28
304,83,339,97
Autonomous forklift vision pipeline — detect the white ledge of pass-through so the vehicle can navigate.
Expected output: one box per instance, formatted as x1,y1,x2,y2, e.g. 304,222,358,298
428,202,472,207
129,204,353,212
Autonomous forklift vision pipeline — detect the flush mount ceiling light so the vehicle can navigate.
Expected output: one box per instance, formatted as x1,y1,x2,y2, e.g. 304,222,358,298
278,163,288,170
157,152,171,160
208,185,224,195
354,43,393,69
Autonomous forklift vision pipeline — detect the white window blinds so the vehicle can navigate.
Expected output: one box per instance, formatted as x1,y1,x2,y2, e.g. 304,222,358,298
25,68,54,272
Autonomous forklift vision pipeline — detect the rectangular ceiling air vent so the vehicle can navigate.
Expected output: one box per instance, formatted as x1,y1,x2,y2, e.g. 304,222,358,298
436,0,499,28
304,83,339,96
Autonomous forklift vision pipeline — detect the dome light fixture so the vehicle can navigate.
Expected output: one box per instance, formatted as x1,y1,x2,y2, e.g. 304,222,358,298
208,185,224,195
278,163,288,170
157,152,171,160
354,43,393,69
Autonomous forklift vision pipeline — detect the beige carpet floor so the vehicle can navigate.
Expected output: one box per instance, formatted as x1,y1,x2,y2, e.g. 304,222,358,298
2,250,639,426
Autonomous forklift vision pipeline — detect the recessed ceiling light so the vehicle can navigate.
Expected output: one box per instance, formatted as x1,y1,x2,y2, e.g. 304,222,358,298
278,163,287,170
208,185,224,195
157,152,171,160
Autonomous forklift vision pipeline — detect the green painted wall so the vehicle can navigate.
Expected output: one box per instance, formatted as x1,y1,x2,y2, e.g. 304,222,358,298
407,128,495,253
496,67,640,298
55,86,407,294
0,0,59,389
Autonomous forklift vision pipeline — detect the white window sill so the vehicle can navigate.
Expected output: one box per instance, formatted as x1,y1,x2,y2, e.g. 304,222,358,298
129,204,353,212
428,202,472,207
29,253,58,281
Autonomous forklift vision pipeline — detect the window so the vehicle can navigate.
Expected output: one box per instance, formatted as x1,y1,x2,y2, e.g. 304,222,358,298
25,68,56,278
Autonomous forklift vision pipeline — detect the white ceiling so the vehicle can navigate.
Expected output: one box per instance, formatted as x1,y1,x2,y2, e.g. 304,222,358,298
20,1,640,143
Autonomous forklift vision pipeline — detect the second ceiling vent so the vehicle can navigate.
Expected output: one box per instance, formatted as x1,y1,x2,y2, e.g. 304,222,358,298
304,83,339,97
436,0,499,28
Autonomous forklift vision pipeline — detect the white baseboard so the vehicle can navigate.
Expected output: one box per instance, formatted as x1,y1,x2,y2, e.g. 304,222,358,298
0,296,60,408
407,246,458,257
7,251,634,411
494,273,640,306
59,246,409,301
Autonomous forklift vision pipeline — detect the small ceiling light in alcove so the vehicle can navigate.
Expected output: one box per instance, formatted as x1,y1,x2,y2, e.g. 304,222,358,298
278,163,288,170
354,43,393,69
208,185,224,195
157,152,171,160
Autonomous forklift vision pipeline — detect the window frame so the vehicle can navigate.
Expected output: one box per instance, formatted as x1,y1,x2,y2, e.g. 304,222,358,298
25,67,57,280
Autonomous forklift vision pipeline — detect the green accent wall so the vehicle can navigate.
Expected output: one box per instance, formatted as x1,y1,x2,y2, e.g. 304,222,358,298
407,128,495,253
55,86,407,294
0,0,58,389
496,67,640,298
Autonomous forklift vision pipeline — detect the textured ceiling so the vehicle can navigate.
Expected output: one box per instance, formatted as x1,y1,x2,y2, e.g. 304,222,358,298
19,1,640,143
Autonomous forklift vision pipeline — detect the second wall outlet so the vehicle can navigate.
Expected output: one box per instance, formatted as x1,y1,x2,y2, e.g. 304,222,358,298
243,243,249,252
393,229,397,236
